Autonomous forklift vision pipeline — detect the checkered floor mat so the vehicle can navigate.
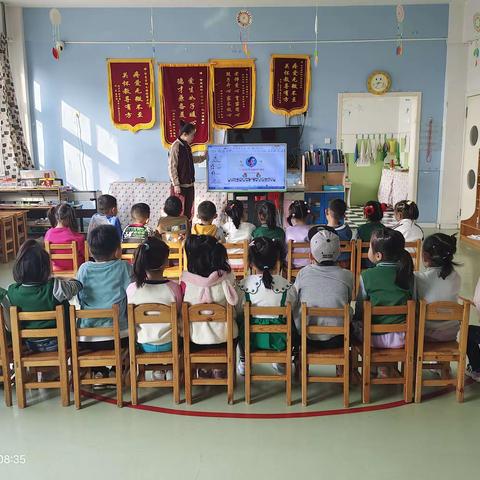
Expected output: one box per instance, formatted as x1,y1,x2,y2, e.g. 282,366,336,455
345,206,397,230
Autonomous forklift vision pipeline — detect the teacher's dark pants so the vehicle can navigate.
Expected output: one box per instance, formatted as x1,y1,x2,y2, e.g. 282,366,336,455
171,185,195,220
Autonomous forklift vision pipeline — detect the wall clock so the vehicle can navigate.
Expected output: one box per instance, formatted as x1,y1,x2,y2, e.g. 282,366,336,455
367,71,392,95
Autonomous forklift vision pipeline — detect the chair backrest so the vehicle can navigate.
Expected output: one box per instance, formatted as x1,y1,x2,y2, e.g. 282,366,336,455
363,301,416,349
340,239,356,275
182,303,234,354
405,239,422,271
244,303,292,336
69,305,121,350
224,240,248,278
287,240,310,282
301,303,350,340
10,305,66,350
418,300,470,344
355,240,370,294
45,240,79,275
120,242,141,262
165,241,184,278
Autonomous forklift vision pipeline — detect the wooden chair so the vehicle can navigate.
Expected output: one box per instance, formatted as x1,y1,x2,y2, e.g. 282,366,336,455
120,242,141,262
351,301,416,404
45,240,79,278
301,304,350,407
355,240,370,296
0,214,16,262
69,305,128,408
224,240,249,279
405,239,422,271
128,303,181,405
287,241,310,282
182,303,235,405
164,241,184,279
340,239,356,296
12,210,28,252
244,303,293,405
10,305,69,408
0,308,13,406
415,300,470,403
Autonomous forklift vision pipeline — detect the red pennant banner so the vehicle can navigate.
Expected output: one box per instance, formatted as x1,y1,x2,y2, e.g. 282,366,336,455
270,55,311,117
210,59,256,129
107,59,155,132
159,64,211,152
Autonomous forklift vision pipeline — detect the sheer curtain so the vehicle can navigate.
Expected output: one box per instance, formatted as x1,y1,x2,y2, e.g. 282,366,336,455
0,32,33,179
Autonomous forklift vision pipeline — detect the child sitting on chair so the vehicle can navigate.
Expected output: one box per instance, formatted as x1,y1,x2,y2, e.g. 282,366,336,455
88,194,122,240
7,240,82,352
356,201,386,242
157,196,189,243
122,203,153,244
127,236,182,381
393,200,424,244
252,200,286,243
285,200,311,269
180,235,238,379
326,198,352,269
353,227,414,351
76,225,132,380
415,233,461,342
236,237,297,376
294,226,353,349
44,203,86,273
191,201,225,242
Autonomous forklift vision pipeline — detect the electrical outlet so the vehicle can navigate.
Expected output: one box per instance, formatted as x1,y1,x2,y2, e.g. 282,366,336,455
324,137,331,145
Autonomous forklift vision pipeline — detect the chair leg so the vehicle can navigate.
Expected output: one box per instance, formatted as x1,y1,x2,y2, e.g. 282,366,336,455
414,355,423,403
15,363,26,409
456,358,466,403
2,363,12,407
116,368,123,408
301,351,308,407
173,356,180,405
344,363,350,409
60,360,70,407
286,358,292,407
184,357,192,405
404,357,414,404
130,363,138,406
72,361,81,409
362,355,370,404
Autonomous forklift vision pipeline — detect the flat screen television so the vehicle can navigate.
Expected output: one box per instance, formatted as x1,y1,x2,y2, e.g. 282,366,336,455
226,126,301,168
207,143,287,192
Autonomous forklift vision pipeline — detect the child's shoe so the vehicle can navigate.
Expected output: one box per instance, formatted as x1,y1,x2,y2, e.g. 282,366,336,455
272,363,286,375
165,370,173,381
152,370,166,381
466,365,480,383
237,360,245,376
196,368,212,379
212,368,226,379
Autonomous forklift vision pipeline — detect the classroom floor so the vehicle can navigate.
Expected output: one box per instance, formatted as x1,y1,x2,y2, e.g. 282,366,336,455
0,229,479,480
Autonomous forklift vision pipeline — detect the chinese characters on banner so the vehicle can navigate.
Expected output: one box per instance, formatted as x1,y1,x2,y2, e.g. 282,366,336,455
159,64,211,152
269,55,311,117
107,59,155,132
210,59,256,129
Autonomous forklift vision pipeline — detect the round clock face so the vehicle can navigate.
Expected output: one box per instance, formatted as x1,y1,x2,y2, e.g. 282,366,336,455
368,72,391,95
236,10,252,28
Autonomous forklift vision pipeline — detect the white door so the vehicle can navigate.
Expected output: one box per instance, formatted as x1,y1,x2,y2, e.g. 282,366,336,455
461,95,480,221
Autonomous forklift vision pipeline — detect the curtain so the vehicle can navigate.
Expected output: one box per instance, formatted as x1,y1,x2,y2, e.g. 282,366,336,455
0,33,33,179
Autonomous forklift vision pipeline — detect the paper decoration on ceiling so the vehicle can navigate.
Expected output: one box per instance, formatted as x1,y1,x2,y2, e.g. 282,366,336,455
474,42,480,67
396,4,405,56
236,10,252,58
313,7,319,67
49,8,64,60
474,12,480,33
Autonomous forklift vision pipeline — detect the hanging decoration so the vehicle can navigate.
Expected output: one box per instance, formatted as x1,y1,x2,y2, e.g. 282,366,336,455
474,41,480,68
49,8,64,60
313,7,319,67
210,59,256,129
236,10,253,58
269,54,311,117
107,59,156,132
474,12,480,33
396,4,405,56
159,63,211,151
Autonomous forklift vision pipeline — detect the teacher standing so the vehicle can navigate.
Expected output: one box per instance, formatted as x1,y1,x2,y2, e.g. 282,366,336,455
168,121,206,220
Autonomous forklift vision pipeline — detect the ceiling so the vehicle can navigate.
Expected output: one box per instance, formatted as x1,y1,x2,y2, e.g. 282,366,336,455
3,0,454,8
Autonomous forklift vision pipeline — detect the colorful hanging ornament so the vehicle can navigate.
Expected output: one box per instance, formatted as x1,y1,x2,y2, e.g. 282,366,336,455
49,8,64,60
236,10,253,58
313,6,319,67
396,4,405,57
474,41,480,67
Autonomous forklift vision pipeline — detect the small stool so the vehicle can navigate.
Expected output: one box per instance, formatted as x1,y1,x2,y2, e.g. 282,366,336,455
12,211,27,253
0,215,17,262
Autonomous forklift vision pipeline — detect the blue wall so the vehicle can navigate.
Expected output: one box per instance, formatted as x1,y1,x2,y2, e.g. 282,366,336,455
23,5,448,222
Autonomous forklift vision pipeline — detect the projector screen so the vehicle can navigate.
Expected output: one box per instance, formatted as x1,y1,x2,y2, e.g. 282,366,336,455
207,143,287,192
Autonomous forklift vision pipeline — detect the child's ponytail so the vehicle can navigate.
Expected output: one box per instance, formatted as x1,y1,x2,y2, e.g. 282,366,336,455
363,201,386,222
248,237,286,290
394,200,420,221
132,237,170,288
422,233,459,280
256,200,277,230
287,200,311,226
225,200,243,229
370,227,414,290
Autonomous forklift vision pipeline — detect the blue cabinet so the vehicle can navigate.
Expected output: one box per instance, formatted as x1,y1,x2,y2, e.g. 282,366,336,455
305,191,345,225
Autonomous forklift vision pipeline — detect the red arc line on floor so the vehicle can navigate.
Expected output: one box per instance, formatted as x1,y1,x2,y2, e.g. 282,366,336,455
80,381,472,419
